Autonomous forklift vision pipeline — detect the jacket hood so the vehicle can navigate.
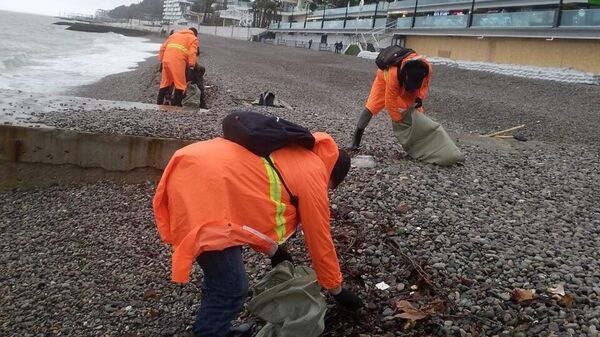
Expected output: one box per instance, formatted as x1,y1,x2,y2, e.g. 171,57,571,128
176,30,195,36
312,132,339,179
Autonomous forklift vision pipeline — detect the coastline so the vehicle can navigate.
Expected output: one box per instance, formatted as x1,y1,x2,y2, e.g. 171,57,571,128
2,33,600,337
68,34,165,104
69,56,161,104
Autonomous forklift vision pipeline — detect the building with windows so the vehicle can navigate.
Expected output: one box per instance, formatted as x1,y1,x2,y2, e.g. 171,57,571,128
163,0,194,26
268,0,600,72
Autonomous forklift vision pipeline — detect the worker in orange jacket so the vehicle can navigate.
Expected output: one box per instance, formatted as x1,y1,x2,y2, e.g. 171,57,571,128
157,28,199,107
349,50,432,150
153,132,362,337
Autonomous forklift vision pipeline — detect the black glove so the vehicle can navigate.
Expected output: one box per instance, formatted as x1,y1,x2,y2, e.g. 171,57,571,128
333,288,363,311
270,246,293,268
158,63,163,73
414,97,423,109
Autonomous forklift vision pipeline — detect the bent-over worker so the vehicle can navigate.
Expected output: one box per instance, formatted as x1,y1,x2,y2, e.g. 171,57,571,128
153,133,362,337
157,28,198,107
350,47,432,150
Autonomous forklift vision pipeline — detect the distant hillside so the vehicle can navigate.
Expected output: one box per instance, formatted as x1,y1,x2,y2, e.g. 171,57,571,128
109,0,163,19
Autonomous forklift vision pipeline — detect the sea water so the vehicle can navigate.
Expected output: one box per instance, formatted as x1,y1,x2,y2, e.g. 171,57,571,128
0,10,161,93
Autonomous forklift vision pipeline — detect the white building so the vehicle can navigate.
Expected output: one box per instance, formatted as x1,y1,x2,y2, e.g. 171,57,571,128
217,3,253,26
163,0,193,25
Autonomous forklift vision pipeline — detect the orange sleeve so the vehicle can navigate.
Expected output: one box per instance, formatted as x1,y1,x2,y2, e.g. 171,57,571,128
188,36,198,67
365,69,386,116
297,175,343,290
153,153,181,244
159,37,170,63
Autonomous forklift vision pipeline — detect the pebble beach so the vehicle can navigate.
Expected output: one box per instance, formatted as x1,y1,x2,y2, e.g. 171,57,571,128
1,33,600,337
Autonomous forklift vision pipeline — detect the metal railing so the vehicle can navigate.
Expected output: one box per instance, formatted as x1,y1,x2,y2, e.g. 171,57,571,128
472,10,555,27
269,5,600,31
415,14,468,28
560,8,600,27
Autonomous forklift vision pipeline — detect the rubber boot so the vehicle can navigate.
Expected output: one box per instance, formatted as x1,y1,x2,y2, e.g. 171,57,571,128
349,108,373,150
157,87,170,105
199,90,208,109
172,89,184,107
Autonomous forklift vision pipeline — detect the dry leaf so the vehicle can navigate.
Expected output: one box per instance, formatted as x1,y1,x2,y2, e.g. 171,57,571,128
335,232,349,242
561,294,574,308
513,288,536,302
397,201,410,214
396,300,428,320
470,323,479,337
427,299,446,314
515,322,529,332
546,283,566,297
402,319,417,331
143,288,158,300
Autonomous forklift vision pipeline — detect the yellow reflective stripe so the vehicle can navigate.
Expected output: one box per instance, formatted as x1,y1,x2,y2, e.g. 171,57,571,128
166,43,189,55
262,157,287,243
383,69,389,82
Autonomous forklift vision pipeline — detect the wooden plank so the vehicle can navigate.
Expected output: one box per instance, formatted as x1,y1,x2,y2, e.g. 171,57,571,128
485,124,525,137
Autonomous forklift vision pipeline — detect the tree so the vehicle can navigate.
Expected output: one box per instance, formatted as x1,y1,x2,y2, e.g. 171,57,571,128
108,0,162,20
191,0,216,23
251,0,279,28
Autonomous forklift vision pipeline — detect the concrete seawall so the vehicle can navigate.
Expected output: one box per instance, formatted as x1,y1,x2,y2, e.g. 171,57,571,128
0,125,193,190
65,22,152,37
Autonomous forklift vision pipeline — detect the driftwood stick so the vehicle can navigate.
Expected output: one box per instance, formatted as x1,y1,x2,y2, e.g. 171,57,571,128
485,124,525,137
387,238,436,290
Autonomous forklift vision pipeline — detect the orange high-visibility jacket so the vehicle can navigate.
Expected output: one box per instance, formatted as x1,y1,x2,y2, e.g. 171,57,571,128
159,30,198,67
159,30,199,91
365,52,432,122
153,133,343,290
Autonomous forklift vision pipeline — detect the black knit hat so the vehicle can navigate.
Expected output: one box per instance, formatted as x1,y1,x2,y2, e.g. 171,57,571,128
330,149,351,189
399,59,428,91
189,27,198,36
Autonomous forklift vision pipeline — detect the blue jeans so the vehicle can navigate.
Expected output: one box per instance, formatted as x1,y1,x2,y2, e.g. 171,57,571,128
192,246,248,337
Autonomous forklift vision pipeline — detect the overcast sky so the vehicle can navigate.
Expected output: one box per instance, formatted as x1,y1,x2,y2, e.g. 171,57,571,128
0,0,140,16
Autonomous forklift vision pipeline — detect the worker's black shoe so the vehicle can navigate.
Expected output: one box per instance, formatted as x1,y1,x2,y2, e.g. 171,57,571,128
225,320,256,337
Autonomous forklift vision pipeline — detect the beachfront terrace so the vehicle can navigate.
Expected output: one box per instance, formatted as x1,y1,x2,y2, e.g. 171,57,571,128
269,0,600,36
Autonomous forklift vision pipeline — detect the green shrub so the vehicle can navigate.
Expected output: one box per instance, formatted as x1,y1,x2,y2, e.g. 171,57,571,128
345,44,361,56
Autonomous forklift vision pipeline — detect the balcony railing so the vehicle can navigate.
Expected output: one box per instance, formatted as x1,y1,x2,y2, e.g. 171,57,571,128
396,17,413,28
310,1,391,17
268,5,600,31
345,19,372,29
419,0,471,5
560,8,600,27
375,18,388,28
322,20,345,29
472,10,555,27
415,14,468,27
305,21,322,28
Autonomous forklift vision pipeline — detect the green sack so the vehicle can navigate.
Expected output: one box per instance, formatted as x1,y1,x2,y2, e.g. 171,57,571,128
182,82,201,108
392,108,464,166
248,261,327,337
